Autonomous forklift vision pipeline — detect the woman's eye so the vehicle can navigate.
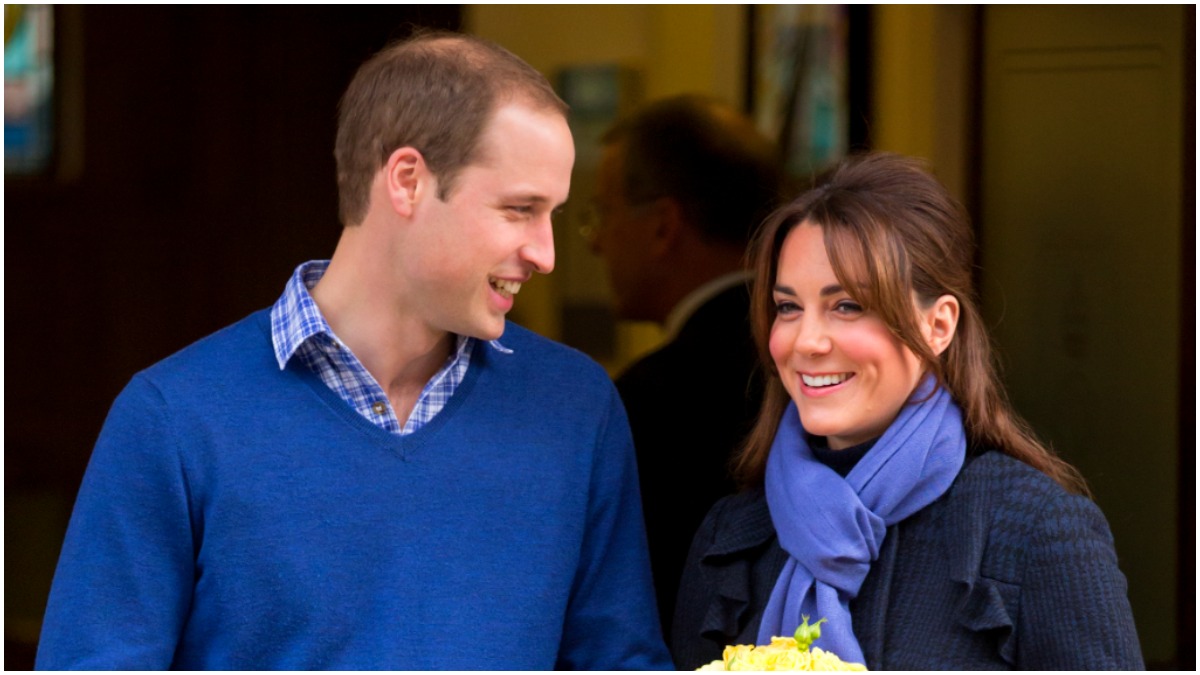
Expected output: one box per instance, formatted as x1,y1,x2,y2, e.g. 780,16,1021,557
834,300,863,315
775,300,800,316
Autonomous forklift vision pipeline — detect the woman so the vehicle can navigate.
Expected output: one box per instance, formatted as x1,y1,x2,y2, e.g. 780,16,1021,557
671,153,1143,670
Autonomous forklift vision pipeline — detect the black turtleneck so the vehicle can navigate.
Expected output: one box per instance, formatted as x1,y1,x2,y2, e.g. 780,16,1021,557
808,435,878,477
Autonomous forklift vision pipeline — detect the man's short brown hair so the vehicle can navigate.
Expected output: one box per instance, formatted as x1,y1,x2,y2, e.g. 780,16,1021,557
334,30,567,226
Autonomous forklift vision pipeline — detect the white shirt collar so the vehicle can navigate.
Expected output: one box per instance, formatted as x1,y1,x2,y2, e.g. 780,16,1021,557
662,270,753,341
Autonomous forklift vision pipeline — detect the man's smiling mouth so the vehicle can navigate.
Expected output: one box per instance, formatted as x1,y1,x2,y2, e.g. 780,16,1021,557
489,277,522,299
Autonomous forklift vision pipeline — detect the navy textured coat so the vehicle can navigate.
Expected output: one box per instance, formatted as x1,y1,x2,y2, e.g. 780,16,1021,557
671,449,1144,670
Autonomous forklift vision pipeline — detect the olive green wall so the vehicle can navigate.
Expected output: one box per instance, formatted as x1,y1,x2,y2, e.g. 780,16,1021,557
979,5,1186,663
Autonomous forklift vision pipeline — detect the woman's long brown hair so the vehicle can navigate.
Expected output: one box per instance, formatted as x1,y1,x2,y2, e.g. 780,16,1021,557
733,153,1090,496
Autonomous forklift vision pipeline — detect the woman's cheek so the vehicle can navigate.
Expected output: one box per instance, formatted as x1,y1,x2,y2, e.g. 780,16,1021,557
768,322,792,370
768,322,799,397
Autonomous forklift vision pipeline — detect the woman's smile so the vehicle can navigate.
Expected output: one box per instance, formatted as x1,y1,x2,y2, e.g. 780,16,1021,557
769,222,925,450
799,372,854,389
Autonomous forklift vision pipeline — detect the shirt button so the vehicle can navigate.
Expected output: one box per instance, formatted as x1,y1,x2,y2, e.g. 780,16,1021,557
372,401,387,415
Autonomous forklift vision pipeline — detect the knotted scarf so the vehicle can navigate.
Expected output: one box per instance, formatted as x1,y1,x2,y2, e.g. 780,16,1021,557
757,375,966,663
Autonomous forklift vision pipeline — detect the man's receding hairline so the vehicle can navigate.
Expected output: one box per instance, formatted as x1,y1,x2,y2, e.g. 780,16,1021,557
403,33,483,58
402,33,524,74
400,33,566,117
450,98,569,180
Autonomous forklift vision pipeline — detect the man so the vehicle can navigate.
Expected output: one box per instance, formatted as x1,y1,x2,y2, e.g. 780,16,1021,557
37,32,670,670
588,94,784,638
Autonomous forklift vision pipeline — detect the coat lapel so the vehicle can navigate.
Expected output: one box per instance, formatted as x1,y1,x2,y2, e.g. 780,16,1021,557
696,490,781,644
851,524,900,669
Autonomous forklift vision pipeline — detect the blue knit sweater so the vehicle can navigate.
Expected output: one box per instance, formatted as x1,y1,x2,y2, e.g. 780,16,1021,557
37,311,672,670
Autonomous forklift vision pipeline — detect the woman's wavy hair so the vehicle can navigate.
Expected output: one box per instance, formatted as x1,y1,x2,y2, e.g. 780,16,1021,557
733,153,1090,496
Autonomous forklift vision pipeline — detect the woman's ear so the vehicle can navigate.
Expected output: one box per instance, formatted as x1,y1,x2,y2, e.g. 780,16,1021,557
922,294,960,356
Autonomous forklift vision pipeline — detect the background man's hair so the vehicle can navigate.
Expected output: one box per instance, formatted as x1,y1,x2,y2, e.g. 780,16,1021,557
602,94,784,246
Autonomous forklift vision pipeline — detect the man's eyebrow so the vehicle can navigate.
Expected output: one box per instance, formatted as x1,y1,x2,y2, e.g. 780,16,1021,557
503,193,570,209
503,193,550,204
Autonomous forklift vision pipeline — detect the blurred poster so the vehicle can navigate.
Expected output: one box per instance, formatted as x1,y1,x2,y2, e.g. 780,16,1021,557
5,4,54,175
755,5,847,178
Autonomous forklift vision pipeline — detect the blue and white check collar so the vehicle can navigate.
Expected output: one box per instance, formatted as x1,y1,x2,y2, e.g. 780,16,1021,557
270,260,513,371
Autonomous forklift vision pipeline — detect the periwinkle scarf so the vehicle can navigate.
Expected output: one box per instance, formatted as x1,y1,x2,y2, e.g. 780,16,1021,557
757,375,966,664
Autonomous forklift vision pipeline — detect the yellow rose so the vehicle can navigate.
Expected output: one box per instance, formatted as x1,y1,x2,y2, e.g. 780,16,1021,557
694,617,867,671
768,648,805,670
767,636,799,650
811,648,868,672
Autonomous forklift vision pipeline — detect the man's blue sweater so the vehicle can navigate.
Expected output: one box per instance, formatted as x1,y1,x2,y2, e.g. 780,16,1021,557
37,311,671,670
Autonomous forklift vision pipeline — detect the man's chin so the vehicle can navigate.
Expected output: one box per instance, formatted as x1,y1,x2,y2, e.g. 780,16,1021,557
464,317,506,342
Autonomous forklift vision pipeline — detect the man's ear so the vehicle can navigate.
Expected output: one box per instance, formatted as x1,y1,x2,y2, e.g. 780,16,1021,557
648,197,685,257
383,146,427,218
922,294,960,356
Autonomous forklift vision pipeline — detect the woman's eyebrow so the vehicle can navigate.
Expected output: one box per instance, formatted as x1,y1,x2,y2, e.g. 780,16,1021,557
772,284,845,297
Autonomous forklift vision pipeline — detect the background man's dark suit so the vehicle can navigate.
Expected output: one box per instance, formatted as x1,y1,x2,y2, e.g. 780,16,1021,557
615,281,763,634
588,94,783,638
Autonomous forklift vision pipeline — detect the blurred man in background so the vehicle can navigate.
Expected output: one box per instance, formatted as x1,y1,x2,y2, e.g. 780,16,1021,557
588,94,785,638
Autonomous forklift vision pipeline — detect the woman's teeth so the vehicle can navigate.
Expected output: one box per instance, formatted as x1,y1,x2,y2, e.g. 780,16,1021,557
490,278,522,299
802,373,851,388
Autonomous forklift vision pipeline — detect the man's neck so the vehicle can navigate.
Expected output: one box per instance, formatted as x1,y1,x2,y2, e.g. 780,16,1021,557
310,229,455,423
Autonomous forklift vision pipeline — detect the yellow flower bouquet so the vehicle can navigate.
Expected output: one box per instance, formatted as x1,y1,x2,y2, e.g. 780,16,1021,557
697,617,867,671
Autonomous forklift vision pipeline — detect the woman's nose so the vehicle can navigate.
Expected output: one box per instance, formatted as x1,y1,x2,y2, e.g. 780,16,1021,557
793,315,832,357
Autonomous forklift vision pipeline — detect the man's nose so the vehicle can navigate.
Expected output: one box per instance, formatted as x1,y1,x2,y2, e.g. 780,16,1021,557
522,216,556,274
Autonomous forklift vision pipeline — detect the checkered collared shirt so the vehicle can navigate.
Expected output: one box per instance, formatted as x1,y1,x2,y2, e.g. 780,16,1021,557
269,260,511,435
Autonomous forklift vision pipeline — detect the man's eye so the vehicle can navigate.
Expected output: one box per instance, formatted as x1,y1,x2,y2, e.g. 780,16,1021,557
508,205,533,216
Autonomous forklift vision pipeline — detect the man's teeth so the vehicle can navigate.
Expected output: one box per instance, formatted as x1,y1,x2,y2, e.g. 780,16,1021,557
802,373,851,388
490,278,522,299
